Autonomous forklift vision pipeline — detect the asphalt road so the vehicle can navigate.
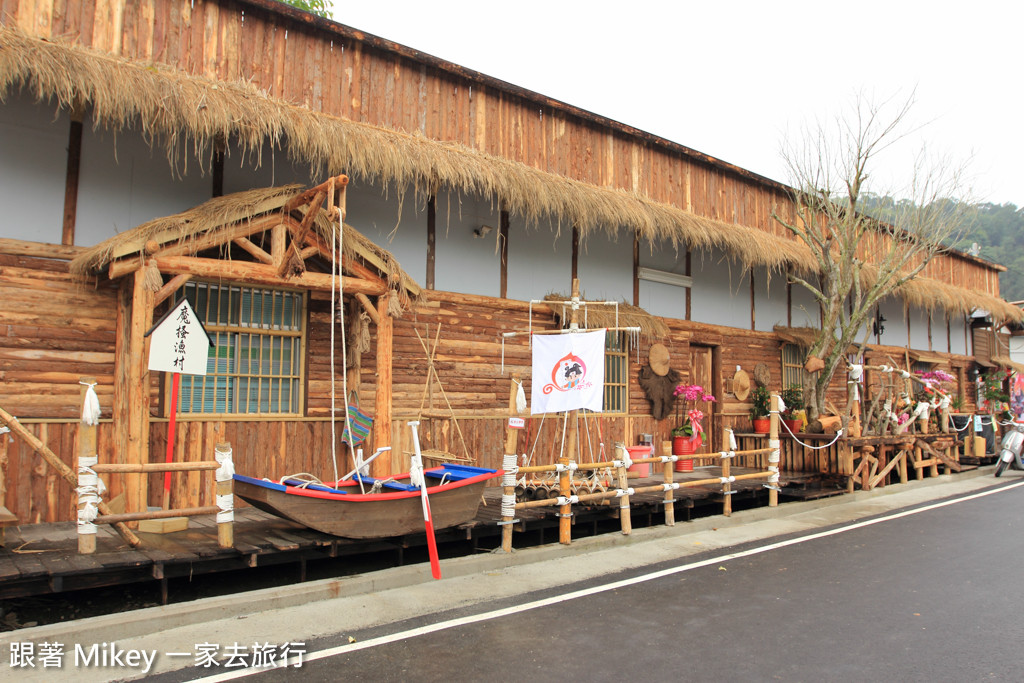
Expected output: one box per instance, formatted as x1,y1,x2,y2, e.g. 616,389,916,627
164,477,1024,683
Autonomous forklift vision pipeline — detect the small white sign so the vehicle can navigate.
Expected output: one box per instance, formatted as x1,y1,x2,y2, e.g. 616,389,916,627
147,299,211,375
508,417,525,429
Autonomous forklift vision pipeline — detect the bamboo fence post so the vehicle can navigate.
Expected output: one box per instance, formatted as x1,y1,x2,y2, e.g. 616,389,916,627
914,443,925,480
721,427,732,517
898,443,910,484
614,443,632,535
662,440,675,526
768,393,780,506
214,442,234,548
501,376,521,552
559,278,582,546
0,404,141,547
78,377,98,554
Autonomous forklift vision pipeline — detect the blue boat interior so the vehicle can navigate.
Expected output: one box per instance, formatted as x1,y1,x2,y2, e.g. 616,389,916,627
235,464,497,495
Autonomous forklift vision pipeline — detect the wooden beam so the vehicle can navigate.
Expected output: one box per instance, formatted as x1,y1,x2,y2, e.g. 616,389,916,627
571,226,579,285
355,292,381,325
282,174,349,214
153,273,192,307
151,256,387,295
233,237,273,264
0,238,84,260
372,294,393,477
499,209,509,299
61,112,84,246
279,190,326,277
633,232,640,306
108,215,289,279
426,196,436,290
212,136,225,198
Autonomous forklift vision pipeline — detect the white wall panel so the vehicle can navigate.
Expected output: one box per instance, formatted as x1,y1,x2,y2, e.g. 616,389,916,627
577,231,632,303
345,181,426,287
876,298,907,347
0,93,68,243
690,249,750,328
753,267,788,332
77,118,211,245
434,190,501,296
949,314,969,355
790,282,820,328
636,237,687,320
908,305,931,350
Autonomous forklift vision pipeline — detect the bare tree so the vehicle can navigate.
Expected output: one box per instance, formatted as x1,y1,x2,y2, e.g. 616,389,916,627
773,92,974,420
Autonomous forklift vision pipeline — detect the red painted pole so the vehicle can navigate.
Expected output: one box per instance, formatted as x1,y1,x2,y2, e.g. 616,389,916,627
161,372,180,510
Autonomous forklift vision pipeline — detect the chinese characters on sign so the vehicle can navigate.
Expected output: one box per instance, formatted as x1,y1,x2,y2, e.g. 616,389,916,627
147,298,211,376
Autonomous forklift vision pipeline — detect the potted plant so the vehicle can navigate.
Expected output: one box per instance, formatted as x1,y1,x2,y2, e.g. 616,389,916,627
750,385,771,434
780,384,803,434
671,383,715,464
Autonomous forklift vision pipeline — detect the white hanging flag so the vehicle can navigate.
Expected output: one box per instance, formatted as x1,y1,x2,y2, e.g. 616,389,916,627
531,330,606,414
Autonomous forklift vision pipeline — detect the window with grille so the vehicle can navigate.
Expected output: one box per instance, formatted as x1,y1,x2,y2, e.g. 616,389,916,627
174,282,306,415
603,331,629,414
781,343,804,390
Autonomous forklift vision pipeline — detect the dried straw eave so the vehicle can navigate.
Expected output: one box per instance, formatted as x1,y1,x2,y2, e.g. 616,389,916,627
544,294,670,341
69,184,423,308
0,25,813,276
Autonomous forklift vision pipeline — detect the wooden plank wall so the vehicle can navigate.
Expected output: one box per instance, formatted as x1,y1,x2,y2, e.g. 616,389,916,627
1,0,1000,296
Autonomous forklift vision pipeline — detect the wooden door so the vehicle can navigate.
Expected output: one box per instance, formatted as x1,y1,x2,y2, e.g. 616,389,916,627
688,346,715,453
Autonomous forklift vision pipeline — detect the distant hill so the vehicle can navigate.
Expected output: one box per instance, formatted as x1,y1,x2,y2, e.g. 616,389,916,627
859,195,1024,302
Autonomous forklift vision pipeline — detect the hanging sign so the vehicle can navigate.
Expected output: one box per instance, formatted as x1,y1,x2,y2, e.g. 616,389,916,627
508,417,525,429
531,329,605,414
146,299,213,375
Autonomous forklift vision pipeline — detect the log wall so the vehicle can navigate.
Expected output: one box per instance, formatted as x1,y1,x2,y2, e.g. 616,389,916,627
0,0,1001,296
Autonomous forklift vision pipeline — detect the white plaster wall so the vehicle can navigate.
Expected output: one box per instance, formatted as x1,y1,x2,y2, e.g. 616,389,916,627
908,305,931,350
506,216,571,301
949,314,969,355
433,190,502,297
221,140,313,194
690,249,750,328
790,282,820,328
577,230,633,302
345,181,427,287
636,237,686,320
876,298,907,347
753,267,788,332
1009,335,1024,365
76,118,212,245
0,92,68,243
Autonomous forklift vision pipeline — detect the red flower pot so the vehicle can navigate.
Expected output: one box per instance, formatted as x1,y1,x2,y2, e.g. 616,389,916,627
672,435,698,471
753,417,771,434
783,418,802,435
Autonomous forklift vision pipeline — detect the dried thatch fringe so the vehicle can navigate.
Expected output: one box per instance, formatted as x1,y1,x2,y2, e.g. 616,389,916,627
5,26,1015,321
544,293,670,341
0,25,813,276
69,184,423,312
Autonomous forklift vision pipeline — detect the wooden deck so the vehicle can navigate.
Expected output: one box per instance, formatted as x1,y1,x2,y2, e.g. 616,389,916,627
0,468,839,604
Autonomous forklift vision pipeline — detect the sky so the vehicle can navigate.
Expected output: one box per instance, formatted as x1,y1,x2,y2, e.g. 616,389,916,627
330,0,1023,208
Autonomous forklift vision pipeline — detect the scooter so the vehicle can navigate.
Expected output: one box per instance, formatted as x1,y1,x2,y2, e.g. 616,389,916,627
995,422,1024,477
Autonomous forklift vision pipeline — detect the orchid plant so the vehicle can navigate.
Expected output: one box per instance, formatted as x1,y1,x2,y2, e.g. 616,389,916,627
671,383,716,444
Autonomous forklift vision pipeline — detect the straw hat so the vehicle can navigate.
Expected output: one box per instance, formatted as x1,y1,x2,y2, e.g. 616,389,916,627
732,369,751,401
649,343,670,377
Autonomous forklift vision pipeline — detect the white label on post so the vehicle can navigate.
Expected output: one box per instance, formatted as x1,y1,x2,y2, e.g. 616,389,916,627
508,417,525,429
148,298,211,375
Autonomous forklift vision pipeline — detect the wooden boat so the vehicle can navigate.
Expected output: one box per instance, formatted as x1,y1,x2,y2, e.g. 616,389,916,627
232,464,502,538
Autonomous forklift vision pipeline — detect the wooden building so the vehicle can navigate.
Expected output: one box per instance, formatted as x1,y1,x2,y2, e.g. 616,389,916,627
0,0,1018,526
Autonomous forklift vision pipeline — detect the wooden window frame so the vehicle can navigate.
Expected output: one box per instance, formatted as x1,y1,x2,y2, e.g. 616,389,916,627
171,281,308,417
603,330,630,415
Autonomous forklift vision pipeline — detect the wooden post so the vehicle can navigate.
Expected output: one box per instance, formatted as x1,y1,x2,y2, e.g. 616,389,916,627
214,442,234,549
769,393,780,506
501,375,520,552
127,268,154,518
614,444,632,535
78,377,98,554
662,440,675,526
559,278,582,545
0,404,141,547
898,444,909,484
373,293,393,477
722,427,732,517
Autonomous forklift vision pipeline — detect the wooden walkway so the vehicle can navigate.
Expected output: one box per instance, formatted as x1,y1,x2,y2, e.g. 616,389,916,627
0,468,840,603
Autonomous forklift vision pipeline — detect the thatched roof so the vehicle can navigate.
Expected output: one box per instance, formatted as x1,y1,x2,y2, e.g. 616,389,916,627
2,26,1017,322
992,355,1024,375
0,25,814,277
545,294,669,341
69,184,423,309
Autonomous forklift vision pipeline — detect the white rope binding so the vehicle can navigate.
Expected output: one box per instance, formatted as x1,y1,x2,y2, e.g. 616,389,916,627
501,453,519,488
215,444,235,483
216,494,234,524
80,380,100,426
76,455,104,535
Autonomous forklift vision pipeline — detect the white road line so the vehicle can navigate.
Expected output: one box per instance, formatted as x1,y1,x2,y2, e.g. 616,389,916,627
189,480,1024,682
